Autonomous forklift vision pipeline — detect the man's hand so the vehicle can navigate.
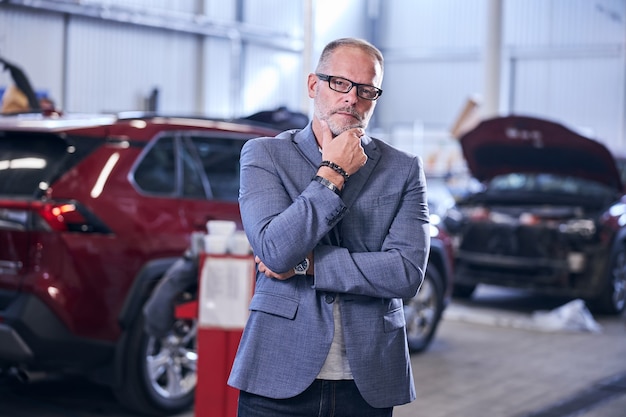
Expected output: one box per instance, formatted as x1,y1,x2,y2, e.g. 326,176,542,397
255,256,294,280
319,119,368,176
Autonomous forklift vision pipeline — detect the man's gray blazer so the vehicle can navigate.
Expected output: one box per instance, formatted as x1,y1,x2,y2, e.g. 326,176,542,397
227,124,430,408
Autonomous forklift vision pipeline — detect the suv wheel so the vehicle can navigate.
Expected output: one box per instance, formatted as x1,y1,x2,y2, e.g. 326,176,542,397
590,243,626,315
115,311,197,416
404,267,444,353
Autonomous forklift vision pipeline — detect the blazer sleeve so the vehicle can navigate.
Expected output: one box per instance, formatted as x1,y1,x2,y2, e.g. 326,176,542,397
314,154,430,300
238,136,346,273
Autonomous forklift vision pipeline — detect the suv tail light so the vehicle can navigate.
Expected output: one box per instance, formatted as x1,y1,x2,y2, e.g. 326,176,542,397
0,200,112,234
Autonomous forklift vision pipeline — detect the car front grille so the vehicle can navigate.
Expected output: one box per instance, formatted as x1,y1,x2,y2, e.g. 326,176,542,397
460,223,565,259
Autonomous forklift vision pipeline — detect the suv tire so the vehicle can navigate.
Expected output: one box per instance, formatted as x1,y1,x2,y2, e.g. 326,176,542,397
589,242,626,315
114,307,197,416
404,267,445,352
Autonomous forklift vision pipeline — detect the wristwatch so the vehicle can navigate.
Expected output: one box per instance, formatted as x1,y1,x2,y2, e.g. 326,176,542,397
294,257,310,275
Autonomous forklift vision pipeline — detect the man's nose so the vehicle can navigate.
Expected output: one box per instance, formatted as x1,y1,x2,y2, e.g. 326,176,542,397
344,87,359,103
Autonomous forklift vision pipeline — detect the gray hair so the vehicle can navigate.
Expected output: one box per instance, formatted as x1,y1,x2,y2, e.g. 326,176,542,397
315,38,384,75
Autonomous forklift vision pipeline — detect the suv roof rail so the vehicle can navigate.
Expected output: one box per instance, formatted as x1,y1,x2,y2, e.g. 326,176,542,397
115,108,309,131
116,111,239,123
115,111,290,132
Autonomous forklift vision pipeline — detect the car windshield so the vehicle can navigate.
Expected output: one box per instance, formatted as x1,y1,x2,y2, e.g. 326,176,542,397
488,172,615,200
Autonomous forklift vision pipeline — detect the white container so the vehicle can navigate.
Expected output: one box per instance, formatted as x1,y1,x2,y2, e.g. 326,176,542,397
204,234,230,254
206,220,236,236
229,231,252,255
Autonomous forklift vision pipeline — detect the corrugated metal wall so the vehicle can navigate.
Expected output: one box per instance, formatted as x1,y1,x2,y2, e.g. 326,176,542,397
0,0,307,118
378,0,485,129
67,17,201,113
0,0,624,161
0,6,65,105
376,0,487,171
504,0,625,152
375,0,625,172
240,0,305,116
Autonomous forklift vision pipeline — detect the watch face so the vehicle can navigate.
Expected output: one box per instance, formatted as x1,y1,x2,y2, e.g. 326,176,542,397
294,258,309,274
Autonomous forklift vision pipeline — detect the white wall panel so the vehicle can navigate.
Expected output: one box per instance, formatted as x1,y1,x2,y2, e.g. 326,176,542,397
241,44,302,115
66,17,200,113
312,0,371,53
504,0,626,151
0,6,65,105
512,56,624,153
203,37,236,118
244,0,304,38
1,0,625,153
204,0,237,20
377,0,626,156
377,0,487,136
238,0,306,116
0,0,307,117
379,58,482,129
506,0,625,47
82,0,200,14
379,0,486,52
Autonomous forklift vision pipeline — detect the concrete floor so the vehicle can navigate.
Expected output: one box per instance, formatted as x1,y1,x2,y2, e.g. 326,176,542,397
1,285,625,417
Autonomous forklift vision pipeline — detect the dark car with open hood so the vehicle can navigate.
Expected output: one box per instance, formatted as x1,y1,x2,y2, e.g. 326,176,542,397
444,115,626,315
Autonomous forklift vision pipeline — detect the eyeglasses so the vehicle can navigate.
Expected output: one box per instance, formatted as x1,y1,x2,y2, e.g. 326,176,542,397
316,73,383,101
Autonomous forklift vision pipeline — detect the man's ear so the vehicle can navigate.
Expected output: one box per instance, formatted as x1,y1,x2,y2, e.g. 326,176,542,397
307,73,318,99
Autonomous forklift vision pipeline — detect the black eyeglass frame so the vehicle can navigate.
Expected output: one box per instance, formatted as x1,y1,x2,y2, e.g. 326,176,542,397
315,73,383,101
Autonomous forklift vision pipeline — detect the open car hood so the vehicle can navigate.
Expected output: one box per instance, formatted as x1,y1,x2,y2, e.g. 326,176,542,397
459,115,623,190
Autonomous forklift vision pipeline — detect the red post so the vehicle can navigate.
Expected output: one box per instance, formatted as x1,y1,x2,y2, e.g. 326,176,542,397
194,328,243,416
175,254,254,417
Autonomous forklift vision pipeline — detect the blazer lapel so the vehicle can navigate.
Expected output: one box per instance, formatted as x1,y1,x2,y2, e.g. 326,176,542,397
292,125,323,170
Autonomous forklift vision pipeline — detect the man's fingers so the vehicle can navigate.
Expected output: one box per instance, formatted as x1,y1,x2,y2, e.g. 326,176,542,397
256,258,293,280
319,119,334,150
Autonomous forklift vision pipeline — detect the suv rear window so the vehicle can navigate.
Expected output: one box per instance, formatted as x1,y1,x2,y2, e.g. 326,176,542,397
0,131,103,197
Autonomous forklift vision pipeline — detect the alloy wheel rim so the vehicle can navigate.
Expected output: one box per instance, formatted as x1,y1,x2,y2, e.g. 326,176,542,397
146,319,198,399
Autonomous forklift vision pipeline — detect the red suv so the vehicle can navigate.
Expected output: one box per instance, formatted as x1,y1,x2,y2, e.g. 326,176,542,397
0,112,279,415
0,111,454,416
